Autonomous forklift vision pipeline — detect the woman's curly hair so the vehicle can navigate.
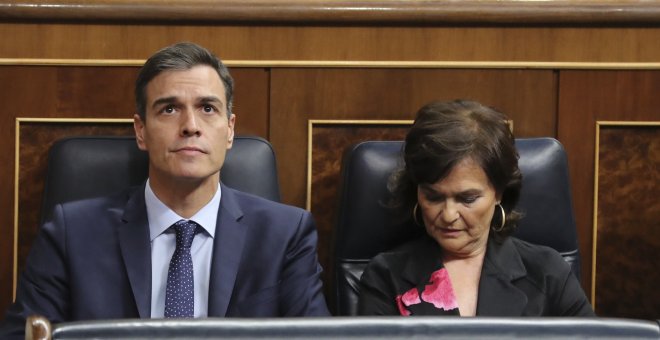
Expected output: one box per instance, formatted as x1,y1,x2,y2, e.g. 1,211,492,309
389,100,523,238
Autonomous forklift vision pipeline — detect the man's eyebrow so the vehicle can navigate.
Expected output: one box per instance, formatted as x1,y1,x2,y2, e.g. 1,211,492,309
151,96,177,109
199,96,224,105
151,96,224,109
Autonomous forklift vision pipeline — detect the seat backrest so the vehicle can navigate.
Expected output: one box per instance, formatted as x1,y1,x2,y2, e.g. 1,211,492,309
40,135,280,223
334,138,580,316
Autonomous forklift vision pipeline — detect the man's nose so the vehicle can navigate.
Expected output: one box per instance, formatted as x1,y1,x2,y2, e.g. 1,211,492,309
180,110,201,136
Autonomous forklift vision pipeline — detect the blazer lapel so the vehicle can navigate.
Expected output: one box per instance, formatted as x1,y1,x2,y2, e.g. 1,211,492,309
207,184,248,316
117,185,152,318
477,237,528,316
400,236,445,287
399,237,462,316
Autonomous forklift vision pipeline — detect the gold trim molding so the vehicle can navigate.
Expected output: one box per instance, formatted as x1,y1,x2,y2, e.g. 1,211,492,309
12,117,133,297
590,120,660,308
2,59,660,70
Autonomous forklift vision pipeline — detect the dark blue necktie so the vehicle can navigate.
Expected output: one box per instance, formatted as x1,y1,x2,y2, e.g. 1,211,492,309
164,220,198,318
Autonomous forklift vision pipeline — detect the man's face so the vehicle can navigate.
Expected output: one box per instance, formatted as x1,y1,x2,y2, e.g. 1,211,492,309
134,65,235,186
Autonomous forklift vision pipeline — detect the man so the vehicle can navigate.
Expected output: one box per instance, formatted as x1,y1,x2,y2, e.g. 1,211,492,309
1,42,329,337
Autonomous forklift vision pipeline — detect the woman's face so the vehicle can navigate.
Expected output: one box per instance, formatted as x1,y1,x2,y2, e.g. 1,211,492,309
417,157,499,260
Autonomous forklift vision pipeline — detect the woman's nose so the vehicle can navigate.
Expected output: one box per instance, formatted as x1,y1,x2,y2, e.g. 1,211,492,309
440,201,460,224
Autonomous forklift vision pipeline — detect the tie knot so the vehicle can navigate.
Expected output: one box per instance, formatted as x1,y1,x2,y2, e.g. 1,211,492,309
173,220,198,249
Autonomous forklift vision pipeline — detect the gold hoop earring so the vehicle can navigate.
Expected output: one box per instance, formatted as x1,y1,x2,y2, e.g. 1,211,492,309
492,204,506,232
412,203,421,226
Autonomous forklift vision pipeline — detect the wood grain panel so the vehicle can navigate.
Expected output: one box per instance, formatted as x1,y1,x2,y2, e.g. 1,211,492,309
594,124,659,319
2,24,660,63
309,122,410,311
557,70,660,300
2,0,660,24
0,65,268,314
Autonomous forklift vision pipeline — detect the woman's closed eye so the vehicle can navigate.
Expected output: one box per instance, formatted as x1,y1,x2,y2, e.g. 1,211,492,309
459,195,479,204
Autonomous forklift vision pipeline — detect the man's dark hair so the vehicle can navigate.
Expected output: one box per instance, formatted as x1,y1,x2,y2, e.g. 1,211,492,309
134,42,234,121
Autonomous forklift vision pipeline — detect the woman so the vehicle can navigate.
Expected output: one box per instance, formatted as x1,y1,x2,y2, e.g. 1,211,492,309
358,100,594,316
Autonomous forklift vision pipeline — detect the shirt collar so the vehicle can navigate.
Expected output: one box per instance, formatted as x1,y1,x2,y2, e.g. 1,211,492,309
145,179,221,241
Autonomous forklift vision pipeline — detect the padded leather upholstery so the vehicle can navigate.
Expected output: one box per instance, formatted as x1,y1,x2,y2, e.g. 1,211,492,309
40,135,280,223
334,138,580,316
47,317,660,339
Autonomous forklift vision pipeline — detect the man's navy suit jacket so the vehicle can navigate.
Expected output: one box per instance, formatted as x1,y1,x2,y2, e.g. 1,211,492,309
1,183,329,337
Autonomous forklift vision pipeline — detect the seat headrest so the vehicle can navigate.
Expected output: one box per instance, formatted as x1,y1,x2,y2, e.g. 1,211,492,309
41,135,280,223
335,137,578,259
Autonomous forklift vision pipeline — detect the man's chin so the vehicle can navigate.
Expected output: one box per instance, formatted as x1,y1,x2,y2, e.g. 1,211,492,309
166,169,221,183
177,173,219,182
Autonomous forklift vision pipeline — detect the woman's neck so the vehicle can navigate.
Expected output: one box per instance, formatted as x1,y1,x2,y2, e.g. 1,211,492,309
442,250,486,317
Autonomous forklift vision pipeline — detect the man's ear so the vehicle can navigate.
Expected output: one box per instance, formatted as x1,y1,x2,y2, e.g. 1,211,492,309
134,114,148,151
226,114,236,149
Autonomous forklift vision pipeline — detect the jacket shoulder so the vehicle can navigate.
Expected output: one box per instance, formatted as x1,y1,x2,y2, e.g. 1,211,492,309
508,237,573,288
510,238,569,271
60,186,137,208
225,186,306,216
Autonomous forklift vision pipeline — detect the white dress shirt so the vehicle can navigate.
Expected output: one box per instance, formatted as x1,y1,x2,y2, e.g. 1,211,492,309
145,179,220,318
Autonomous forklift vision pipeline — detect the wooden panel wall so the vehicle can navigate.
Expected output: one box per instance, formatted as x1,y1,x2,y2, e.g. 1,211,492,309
1,0,660,318
557,71,660,317
270,68,557,205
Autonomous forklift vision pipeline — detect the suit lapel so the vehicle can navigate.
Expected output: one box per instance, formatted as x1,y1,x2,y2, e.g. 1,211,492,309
207,184,248,316
117,185,152,318
477,237,528,316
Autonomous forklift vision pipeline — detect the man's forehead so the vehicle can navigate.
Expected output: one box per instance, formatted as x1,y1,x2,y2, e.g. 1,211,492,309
146,66,226,102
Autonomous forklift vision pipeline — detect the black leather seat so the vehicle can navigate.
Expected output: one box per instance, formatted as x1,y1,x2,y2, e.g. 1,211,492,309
334,138,581,316
41,135,280,223
27,316,660,339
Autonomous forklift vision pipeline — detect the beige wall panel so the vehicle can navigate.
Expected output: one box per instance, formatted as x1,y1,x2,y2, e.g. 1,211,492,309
1,24,660,62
